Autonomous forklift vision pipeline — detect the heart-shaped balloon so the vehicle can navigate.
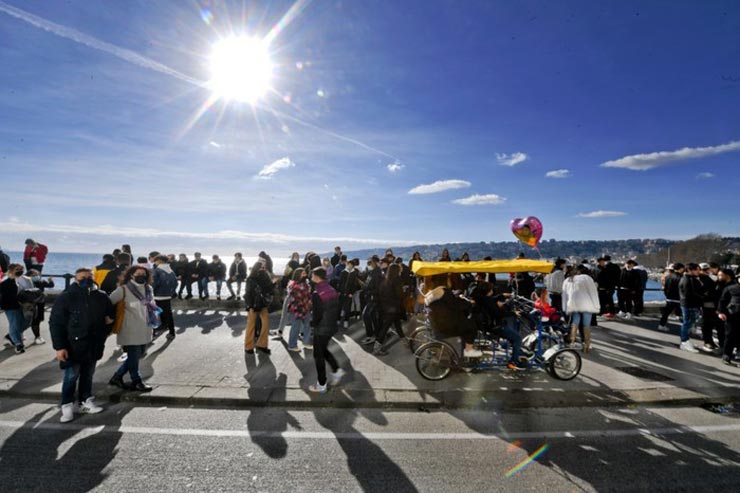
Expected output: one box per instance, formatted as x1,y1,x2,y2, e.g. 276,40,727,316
510,216,543,247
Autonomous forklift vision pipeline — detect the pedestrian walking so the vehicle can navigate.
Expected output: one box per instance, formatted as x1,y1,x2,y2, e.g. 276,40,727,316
244,260,274,355
717,269,740,366
562,264,601,352
152,255,178,340
308,267,344,393
285,268,312,351
49,268,114,422
1,264,30,353
678,263,704,353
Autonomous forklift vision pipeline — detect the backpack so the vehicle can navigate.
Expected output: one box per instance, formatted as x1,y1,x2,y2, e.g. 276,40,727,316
154,268,178,296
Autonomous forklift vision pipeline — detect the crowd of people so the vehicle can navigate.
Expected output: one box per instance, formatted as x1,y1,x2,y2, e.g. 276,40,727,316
2,240,740,423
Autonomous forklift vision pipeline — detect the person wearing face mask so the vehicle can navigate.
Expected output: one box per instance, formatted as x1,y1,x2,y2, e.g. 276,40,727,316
108,266,156,392
1,264,29,353
27,268,54,345
49,268,114,422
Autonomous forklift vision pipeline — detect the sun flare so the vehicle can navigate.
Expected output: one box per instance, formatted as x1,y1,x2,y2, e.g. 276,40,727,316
208,36,273,103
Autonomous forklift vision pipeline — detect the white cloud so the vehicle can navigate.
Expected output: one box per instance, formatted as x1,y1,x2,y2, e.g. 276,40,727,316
545,169,571,179
577,210,627,218
387,162,405,173
696,172,715,180
496,152,529,166
408,179,471,195
209,141,221,148
256,157,295,179
600,141,740,171
452,194,507,206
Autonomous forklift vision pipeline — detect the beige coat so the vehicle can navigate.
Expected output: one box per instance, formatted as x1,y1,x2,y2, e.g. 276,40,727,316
110,284,153,347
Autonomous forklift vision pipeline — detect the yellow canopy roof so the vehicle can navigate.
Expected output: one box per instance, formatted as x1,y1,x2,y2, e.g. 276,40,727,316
411,259,554,276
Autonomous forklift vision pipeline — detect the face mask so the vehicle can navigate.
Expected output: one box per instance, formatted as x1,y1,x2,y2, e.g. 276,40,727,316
32,276,41,282
134,275,148,284
78,278,93,289
15,270,23,276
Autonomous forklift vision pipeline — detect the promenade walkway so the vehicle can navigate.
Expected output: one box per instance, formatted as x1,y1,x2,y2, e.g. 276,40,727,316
1,304,739,410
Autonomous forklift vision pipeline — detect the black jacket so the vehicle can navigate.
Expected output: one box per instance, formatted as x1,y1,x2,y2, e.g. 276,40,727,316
597,263,621,290
363,266,383,301
229,260,247,281
100,266,125,295
718,283,740,319
330,253,341,267
339,269,361,296
379,278,404,316
619,268,642,291
49,283,114,366
244,272,274,310
426,287,473,335
0,250,11,272
679,275,704,308
509,272,535,299
310,282,340,337
209,261,227,281
663,272,681,301
190,259,210,279
699,274,716,307
0,278,20,310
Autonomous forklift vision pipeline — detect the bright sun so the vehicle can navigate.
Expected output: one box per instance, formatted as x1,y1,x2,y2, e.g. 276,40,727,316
209,36,273,103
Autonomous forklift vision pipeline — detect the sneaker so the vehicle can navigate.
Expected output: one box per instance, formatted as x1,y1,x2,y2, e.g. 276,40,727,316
60,403,75,423
131,380,153,392
701,343,717,353
302,344,313,350
309,383,327,394
343,321,349,329
617,311,627,318
328,368,346,386
361,336,376,345
166,332,175,340
34,337,46,345
657,324,669,332
507,362,526,371
623,313,632,320
14,345,25,354
679,341,699,353
78,397,104,414
288,346,301,353
463,348,483,358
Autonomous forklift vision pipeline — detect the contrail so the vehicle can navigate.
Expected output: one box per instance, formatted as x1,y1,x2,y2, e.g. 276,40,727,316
0,0,400,162
0,0,202,87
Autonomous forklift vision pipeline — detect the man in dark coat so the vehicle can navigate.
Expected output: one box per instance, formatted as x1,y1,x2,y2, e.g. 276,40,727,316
190,252,210,300
49,268,114,423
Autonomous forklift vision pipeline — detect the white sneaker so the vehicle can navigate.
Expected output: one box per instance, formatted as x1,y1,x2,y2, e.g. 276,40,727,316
309,382,327,394
679,341,699,353
657,325,669,332
34,337,46,345
343,321,349,329
623,313,632,320
328,368,346,386
268,329,282,337
60,403,75,423
463,348,483,358
117,353,128,362
78,397,104,414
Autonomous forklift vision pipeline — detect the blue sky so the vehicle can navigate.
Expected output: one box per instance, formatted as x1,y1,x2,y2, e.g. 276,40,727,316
1,0,739,255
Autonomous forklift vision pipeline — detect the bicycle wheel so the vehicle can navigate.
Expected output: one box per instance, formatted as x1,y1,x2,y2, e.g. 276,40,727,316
415,342,457,380
547,349,582,381
408,326,434,353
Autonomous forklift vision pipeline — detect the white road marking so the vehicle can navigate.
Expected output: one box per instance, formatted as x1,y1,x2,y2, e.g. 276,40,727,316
1,420,739,440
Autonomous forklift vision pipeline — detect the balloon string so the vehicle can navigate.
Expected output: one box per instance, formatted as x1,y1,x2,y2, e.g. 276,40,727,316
533,246,543,260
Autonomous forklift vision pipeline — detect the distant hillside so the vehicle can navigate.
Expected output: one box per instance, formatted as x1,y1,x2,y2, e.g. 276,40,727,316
637,235,740,268
341,238,676,264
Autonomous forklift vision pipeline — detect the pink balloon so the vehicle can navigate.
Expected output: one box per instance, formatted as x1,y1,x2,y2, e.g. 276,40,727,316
510,217,543,247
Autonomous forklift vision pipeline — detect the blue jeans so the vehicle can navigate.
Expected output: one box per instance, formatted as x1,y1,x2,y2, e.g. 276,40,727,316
198,277,209,297
5,309,27,346
500,317,522,363
214,279,224,296
114,345,145,381
681,307,699,342
61,361,96,405
288,313,308,349
570,312,593,328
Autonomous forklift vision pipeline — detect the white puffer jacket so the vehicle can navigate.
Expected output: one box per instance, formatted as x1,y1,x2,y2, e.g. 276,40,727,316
562,274,601,314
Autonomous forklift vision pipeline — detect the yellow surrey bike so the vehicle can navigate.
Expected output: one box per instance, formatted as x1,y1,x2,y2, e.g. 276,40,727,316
409,259,582,381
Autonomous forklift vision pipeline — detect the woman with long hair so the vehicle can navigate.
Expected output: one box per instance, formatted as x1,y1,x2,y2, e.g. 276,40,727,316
244,260,274,354
286,268,312,351
108,266,156,391
562,264,601,352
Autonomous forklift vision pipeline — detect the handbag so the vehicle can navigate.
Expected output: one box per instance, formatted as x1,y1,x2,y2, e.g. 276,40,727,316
112,288,125,334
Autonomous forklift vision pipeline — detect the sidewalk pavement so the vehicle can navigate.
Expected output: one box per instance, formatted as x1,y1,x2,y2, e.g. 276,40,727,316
1,304,739,410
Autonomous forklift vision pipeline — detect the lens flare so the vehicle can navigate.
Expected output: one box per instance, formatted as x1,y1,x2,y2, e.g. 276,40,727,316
504,443,549,478
208,36,273,103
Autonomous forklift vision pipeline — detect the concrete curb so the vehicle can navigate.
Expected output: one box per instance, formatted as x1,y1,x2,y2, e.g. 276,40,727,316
2,384,738,411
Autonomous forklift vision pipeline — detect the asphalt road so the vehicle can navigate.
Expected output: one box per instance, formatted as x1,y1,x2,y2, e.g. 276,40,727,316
0,398,739,492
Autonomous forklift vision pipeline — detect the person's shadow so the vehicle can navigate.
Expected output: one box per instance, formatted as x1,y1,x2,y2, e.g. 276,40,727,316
297,341,419,492
244,352,300,459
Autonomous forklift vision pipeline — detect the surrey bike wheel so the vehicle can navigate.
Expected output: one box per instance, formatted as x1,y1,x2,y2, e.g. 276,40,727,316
408,326,434,353
415,341,457,381
547,348,582,381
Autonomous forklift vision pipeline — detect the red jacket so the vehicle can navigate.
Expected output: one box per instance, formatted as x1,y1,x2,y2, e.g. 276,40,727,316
24,244,48,264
